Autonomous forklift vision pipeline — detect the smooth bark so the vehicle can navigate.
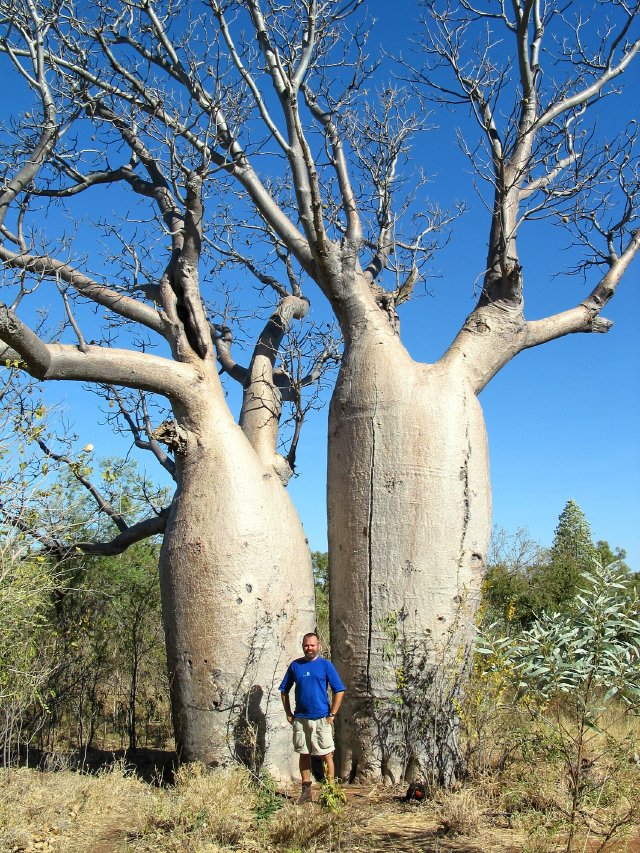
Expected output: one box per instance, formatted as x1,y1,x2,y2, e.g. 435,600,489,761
160,369,315,775
328,321,490,783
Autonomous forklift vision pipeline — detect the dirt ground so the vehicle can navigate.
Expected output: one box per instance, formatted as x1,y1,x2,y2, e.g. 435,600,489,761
318,784,526,852
271,782,640,853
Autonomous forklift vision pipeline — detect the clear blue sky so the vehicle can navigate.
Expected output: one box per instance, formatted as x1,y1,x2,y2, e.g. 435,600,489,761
3,1,639,568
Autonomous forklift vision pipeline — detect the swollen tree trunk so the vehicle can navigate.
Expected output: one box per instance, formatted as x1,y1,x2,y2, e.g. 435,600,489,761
328,321,491,785
159,371,315,779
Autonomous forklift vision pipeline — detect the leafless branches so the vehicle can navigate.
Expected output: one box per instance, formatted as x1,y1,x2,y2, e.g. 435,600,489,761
414,0,639,318
1,0,638,514
1,0,453,371
404,0,640,391
1,0,368,545
213,288,339,481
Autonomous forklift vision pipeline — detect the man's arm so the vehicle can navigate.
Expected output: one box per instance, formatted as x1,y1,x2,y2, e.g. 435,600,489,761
281,689,294,724
325,659,346,724
326,690,344,724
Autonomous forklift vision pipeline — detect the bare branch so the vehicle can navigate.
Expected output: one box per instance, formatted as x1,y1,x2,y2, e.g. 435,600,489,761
525,224,640,348
0,301,51,378
72,509,168,556
212,324,249,384
303,83,362,245
106,386,177,478
209,0,290,151
0,303,195,401
0,247,167,335
0,0,58,227
538,31,640,128
60,288,88,353
2,502,169,560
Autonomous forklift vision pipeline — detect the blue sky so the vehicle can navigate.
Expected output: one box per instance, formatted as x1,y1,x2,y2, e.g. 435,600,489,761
290,0,640,566
2,1,639,568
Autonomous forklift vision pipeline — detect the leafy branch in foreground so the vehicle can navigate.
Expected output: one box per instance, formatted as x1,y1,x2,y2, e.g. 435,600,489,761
479,560,640,852
480,561,640,707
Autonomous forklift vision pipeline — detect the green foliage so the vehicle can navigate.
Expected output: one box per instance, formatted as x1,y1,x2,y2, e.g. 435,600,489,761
479,559,640,851
482,563,537,629
539,499,599,612
0,452,171,757
482,503,635,630
480,560,640,708
481,527,547,629
254,771,284,823
595,539,631,574
29,456,169,545
318,777,347,813
0,542,58,762
0,415,171,758
312,551,330,650
40,542,168,752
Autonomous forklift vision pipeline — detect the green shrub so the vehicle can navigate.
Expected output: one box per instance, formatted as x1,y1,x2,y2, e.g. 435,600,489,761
479,560,640,851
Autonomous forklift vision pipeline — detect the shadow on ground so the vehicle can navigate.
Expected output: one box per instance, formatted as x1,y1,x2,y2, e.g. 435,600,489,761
11,746,179,785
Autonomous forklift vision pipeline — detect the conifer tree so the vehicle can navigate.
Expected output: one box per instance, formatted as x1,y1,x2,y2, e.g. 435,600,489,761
534,500,598,611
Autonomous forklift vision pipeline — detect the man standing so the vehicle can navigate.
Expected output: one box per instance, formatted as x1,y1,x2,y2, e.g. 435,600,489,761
279,632,345,804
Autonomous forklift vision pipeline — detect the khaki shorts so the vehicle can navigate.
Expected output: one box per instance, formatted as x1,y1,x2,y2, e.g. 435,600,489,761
292,717,335,756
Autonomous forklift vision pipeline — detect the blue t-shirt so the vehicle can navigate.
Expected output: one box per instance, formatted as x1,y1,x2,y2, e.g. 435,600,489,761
279,655,345,719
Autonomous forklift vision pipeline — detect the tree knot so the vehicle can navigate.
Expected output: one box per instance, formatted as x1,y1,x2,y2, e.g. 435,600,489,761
151,419,189,454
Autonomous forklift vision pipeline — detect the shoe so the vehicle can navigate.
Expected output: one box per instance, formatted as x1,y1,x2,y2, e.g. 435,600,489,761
296,784,313,805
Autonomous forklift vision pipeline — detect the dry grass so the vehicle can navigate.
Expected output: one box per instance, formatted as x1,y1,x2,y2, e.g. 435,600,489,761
0,762,262,852
132,763,261,851
266,802,336,850
1,730,639,853
0,762,340,852
434,788,483,836
0,760,155,852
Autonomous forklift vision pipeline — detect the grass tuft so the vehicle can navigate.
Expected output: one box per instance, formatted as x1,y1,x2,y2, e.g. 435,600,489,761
435,787,482,836
266,801,335,849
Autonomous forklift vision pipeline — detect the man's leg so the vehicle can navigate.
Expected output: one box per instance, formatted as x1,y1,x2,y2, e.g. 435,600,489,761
296,752,313,804
299,752,312,784
321,751,335,781
292,719,313,803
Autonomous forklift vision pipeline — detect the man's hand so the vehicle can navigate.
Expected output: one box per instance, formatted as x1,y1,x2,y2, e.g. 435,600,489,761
286,714,294,725
326,713,335,725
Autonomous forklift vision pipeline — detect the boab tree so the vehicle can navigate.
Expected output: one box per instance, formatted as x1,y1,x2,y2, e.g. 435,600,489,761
327,1,640,784
2,0,638,785
0,0,336,777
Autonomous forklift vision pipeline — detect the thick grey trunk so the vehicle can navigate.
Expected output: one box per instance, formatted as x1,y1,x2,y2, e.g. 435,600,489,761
159,379,315,780
328,330,490,785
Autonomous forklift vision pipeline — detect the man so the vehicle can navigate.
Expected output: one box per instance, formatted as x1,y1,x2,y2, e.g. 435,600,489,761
279,632,345,804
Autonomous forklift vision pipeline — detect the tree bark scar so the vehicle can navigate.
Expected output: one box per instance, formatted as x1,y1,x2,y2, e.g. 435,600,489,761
366,379,378,694
459,418,472,564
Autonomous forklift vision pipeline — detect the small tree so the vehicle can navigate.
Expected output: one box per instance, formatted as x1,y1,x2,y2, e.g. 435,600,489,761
595,540,632,575
544,500,599,604
0,543,58,765
311,551,330,651
482,527,547,628
482,508,633,629
103,544,166,752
